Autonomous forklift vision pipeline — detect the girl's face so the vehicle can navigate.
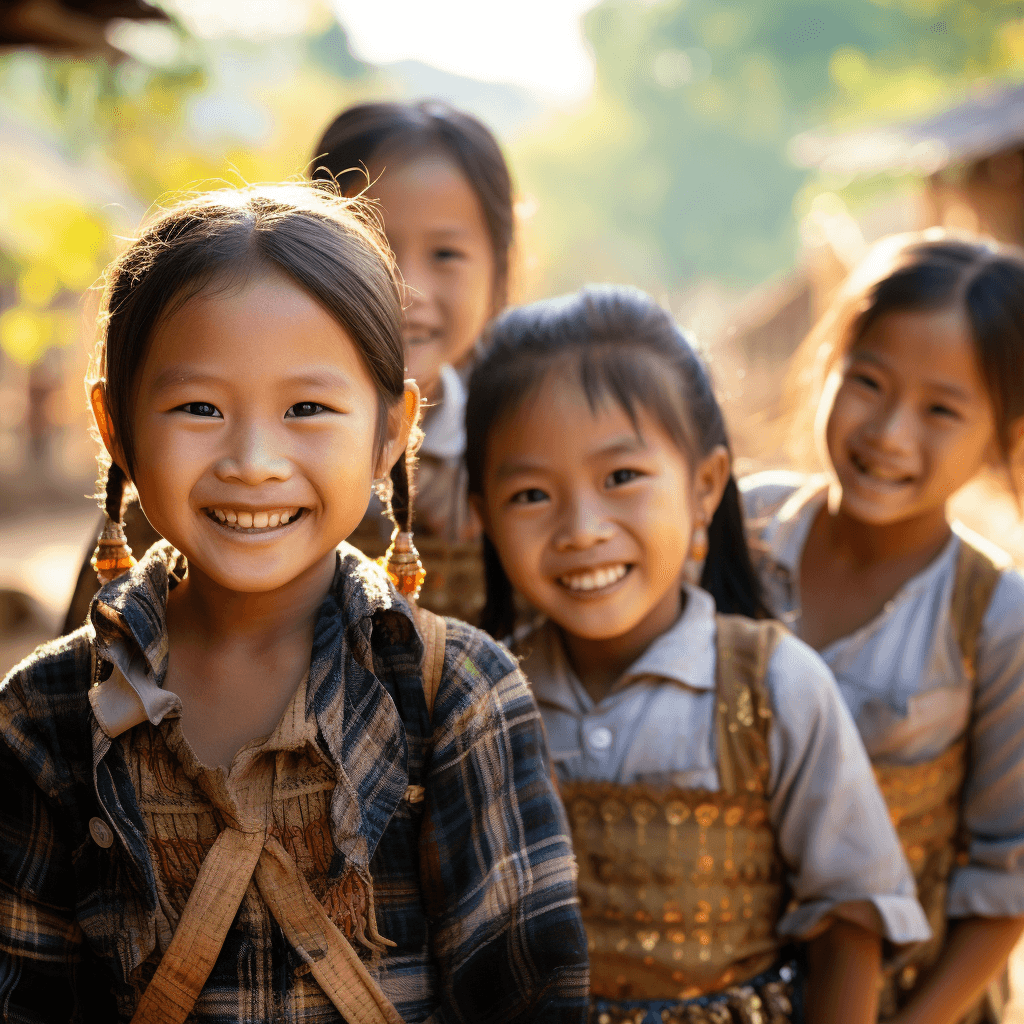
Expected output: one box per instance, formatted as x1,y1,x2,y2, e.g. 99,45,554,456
824,306,998,527
477,373,721,648
369,153,496,402
117,272,413,596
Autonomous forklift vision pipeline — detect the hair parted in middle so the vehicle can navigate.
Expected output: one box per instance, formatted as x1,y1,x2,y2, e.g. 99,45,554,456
465,284,768,640
310,99,516,311
787,229,1024,475
93,181,421,541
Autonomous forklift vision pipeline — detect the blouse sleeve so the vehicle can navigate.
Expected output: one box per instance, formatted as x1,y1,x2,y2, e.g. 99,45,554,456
947,568,1024,919
765,634,932,944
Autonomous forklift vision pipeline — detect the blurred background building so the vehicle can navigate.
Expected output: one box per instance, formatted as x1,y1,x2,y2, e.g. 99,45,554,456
2,0,1024,667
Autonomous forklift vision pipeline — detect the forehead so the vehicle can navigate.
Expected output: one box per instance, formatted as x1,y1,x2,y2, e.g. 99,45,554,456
366,152,490,238
138,271,375,392
852,306,986,396
487,374,678,473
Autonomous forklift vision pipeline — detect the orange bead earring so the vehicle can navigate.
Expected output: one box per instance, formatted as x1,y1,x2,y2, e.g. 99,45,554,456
689,523,709,563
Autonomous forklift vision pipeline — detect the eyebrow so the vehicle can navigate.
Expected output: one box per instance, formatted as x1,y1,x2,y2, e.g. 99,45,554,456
493,434,648,481
148,367,357,393
849,350,973,403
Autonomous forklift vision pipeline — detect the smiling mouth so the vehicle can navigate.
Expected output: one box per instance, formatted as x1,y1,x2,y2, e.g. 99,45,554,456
557,563,631,593
849,451,914,487
204,507,306,532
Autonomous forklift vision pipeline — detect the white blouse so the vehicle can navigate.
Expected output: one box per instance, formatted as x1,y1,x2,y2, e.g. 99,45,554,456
741,470,1024,919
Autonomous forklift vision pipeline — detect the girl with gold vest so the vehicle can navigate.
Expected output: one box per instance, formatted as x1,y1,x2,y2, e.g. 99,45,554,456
466,285,930,1024
742,233,1024,1024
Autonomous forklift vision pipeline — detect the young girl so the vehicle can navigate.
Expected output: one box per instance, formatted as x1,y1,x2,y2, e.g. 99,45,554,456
63,100,512,631
742,233,1024,1024
465,286,930,1024
0,184,588,1023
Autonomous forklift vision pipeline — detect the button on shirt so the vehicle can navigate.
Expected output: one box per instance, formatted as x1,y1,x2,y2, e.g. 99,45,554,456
517,585,930,945
741,470,1024,919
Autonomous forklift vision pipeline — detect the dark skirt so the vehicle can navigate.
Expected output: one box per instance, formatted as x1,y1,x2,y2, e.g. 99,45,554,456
590,958,802,1024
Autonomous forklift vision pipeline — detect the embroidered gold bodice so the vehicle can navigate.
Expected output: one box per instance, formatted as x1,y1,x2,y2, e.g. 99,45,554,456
562,616,786,1001
874,539,1002,1023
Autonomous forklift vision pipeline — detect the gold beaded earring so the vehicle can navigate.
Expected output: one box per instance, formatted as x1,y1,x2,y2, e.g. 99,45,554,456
91,465,136,585
381,529,426,599
689,522,709,563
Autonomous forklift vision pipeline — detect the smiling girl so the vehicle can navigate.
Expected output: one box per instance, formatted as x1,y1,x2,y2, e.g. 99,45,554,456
63,101,514,632
467,286,929,1024
742,233,1024,1024
0,184,587,1023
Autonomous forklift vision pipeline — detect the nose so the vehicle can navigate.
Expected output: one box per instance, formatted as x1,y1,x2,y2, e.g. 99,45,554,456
213,417,292,486
865,397,916,455
554,492,615,552
399,256,441,333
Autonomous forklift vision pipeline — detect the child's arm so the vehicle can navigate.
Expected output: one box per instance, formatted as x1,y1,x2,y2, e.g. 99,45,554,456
418,625,589,1024
0,737,90,1022
887,916,1024,1024
805,919,882,1024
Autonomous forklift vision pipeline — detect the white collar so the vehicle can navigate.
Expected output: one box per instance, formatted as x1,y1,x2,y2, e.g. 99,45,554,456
521,584,718,715
419,363,467,461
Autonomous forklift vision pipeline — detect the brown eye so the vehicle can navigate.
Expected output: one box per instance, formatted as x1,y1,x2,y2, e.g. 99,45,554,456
286,402,326,418
177,402,221,418
510,488,548,505
607,468,641,487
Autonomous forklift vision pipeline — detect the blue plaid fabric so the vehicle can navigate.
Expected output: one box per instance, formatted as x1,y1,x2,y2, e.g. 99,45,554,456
0,542,588,1023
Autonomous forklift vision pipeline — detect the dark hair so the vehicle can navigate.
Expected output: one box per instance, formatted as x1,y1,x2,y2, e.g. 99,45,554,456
790,231,1024,469
466,285,768,639
310,100,515,310
95,183,419,532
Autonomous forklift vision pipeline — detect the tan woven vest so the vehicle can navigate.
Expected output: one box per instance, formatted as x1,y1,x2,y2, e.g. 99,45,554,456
561,615,785,1002
874,537,1003,1022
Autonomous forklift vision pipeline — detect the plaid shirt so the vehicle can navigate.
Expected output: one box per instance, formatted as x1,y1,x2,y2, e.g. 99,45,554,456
0,543,588,1024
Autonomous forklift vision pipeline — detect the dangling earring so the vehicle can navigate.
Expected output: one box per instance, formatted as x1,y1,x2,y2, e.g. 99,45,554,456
689,523,709,563
381,528,426,600
372,475,394,519
91,515,136,585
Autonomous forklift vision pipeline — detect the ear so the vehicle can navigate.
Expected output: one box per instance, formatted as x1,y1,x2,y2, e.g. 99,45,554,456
89,380,129,475
692,444,732,528
376,379,421,476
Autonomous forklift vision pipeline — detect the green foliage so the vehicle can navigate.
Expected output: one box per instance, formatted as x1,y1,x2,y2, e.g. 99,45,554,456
516,0,1024,292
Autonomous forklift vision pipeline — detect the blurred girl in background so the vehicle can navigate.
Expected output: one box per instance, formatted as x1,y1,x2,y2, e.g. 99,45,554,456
64,99,514,630
742,233,1024,1023
467,285,930,1024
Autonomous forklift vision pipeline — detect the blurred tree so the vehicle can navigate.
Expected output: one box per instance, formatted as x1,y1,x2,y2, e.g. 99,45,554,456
516,0,1024,293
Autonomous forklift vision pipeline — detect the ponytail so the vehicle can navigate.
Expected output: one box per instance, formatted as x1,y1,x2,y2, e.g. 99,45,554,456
701,475,769,618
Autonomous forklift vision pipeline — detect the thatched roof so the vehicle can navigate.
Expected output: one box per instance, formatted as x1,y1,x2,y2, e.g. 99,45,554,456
1,0,167,54
790,80,1024,177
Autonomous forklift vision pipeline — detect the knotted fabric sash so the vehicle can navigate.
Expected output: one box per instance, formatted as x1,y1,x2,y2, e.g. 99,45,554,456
130,606,448,1024
129,824,404,1024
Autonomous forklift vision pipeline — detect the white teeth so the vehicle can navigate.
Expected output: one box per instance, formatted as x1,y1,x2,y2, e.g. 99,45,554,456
208,508,302,529
560,564,628,592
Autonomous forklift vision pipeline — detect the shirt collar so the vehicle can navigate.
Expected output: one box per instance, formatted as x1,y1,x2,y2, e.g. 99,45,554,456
88,538,418,739
419,362,467,461
522,584,719,715
759,475,829,573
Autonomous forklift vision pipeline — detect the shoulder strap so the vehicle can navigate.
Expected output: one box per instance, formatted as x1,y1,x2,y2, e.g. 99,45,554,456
950,534,1003,683
413,606,447,722
714,615,784,797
